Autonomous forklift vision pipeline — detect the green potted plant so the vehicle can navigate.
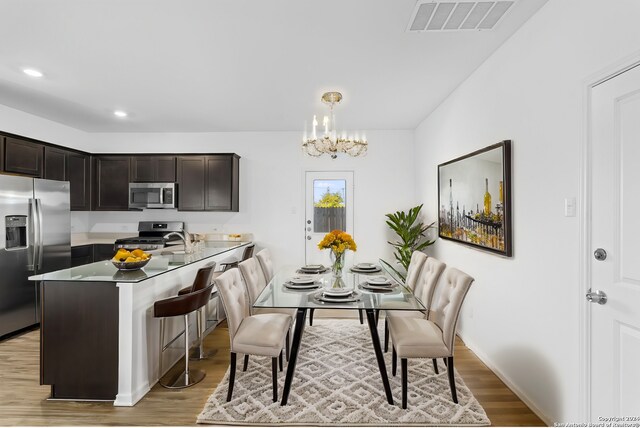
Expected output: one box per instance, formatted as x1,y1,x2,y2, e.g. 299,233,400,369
380,204,435,282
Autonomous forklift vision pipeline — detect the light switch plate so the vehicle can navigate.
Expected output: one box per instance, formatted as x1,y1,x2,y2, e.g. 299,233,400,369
564,198,576,217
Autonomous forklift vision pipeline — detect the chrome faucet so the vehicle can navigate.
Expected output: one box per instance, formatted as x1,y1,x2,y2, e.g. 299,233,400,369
163,232,193,254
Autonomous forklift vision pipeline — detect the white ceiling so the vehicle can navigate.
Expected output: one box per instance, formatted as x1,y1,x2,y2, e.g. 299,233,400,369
0,0,548,133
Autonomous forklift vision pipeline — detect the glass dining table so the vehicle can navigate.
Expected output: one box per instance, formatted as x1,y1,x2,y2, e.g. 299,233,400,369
253,266,426,406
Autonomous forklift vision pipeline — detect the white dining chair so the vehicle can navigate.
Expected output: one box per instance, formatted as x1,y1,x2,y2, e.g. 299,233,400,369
381,251,428,350
214,269,292,402
384,256,446,353
238,257,294,366
405,250,427,291
255,248,274,282
388,267,474,409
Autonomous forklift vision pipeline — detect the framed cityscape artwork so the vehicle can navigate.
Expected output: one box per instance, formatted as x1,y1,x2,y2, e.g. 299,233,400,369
438,140,512,257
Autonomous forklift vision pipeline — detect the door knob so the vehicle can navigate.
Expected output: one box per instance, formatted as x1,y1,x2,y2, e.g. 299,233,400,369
594,248,607,261
307,236,312,240
307,220,311,224
586,289,607,305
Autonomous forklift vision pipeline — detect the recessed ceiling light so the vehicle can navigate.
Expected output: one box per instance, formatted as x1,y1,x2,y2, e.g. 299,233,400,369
113,110,128,118
23,68,43,78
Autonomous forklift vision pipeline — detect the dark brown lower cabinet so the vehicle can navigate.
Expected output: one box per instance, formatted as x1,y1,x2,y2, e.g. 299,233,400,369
71,245,93,267
40,281,119,400
71,244,116,267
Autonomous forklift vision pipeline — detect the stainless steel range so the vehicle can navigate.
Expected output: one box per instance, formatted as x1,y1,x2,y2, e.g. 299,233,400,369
114,221,185,251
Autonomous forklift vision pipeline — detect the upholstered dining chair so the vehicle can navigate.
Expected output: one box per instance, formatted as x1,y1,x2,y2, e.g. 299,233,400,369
404,251,428,291
388,267,474,409
384,256,446,353
238,257,294,365
380,251,428,350
214,268,292,402
255,248,274,282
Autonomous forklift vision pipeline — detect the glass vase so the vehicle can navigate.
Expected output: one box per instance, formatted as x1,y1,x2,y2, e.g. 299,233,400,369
330,250,345,278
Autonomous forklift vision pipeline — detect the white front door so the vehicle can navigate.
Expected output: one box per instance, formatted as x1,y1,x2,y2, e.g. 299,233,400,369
589,64,640,419
304,171,354,266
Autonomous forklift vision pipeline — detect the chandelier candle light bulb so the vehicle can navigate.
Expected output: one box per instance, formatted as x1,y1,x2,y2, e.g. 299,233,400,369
302,92,368,159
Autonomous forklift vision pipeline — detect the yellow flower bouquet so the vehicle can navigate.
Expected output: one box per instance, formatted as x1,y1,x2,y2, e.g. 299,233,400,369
318,230,357,277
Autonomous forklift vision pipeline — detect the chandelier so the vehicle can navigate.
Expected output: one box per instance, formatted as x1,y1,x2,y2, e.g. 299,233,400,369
302,92,368,159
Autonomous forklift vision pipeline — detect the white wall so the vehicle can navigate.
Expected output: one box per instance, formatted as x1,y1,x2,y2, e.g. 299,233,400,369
75,130,415,268
414,0,640,423
0,104,89,151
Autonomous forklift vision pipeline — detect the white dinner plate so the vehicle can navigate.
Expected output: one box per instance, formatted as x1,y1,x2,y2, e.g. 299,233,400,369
367,276,392,285
323,288,354,297
360,283,395,292
316,293,360,303
289,276,316,284
355,263,377,270
284,282,319,290
302,264,324,270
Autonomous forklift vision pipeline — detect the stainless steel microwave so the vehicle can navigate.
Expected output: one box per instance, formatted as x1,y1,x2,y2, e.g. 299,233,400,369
129,183,176,209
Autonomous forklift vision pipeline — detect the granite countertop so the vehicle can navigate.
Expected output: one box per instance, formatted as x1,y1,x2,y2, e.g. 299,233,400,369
30,241,251,283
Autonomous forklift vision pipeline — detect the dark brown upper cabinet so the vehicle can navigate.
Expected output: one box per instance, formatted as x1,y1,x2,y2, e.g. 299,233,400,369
44,147,67,181
0,136,5,172
177,154,239,212
205,155,239,211
66,152,91,211
93,156,131,211
177,156,206,211
4,137,43,177
131,156,176,183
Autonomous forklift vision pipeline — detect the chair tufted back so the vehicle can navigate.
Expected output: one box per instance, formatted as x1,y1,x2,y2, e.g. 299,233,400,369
405,251,427,291
428,267,474,353
238,257,267,314
413,257,446,315
214,269,250,345
255,248,274,282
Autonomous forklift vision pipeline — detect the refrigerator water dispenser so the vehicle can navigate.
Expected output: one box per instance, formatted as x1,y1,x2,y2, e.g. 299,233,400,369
5,215,27,249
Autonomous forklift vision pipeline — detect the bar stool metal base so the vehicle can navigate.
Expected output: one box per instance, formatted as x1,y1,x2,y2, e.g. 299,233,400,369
190,347,217,360
160,369,206,389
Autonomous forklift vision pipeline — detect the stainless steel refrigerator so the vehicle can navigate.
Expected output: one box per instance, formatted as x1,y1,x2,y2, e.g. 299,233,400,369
0,175,71,338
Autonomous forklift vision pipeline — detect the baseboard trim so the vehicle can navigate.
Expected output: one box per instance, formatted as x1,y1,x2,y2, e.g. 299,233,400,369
457,332,553,426
114,381,150,407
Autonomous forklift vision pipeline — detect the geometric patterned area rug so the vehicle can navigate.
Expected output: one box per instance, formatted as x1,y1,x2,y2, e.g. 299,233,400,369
197,318,490,426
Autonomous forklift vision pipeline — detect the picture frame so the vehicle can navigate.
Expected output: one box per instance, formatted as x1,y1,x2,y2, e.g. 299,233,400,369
437,140,512,257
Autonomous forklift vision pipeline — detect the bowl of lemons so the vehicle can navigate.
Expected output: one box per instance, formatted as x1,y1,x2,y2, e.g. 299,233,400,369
112,248,152,271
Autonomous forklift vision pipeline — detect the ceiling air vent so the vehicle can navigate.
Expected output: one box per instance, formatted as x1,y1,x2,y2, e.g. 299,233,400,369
407,1,515,32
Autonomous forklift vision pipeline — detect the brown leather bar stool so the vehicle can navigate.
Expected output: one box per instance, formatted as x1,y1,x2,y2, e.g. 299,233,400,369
155,283,215,388
178,264,215,360
218,244,255,271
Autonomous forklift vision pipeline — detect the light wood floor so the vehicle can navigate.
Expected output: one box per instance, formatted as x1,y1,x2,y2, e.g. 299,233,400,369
0,319,545,426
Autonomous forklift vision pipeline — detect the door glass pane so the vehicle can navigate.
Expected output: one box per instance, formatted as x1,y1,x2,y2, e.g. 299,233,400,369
313,179,346,233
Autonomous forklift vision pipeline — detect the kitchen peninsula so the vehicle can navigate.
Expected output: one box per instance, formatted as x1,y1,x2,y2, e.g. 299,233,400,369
29,241,251,406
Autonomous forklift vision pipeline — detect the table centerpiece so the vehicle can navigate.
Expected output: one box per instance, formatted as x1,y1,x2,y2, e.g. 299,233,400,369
318,229,357,288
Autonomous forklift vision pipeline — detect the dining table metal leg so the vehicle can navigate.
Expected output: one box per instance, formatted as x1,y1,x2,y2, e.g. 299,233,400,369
280,308,307,405
365,308,394,405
